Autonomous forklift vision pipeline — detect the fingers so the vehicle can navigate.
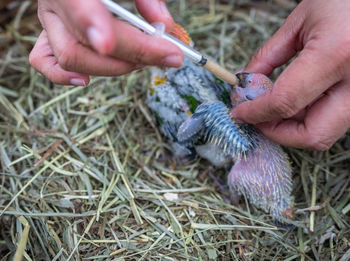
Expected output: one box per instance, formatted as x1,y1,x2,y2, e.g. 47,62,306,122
29,31,90,86
50,0,116,54
41,1,183,68
256,81,350,150
42,13,140,76
135,0,175,32
244,2,307,75
33,0,182,84
233,44,342,124
107,19,183,67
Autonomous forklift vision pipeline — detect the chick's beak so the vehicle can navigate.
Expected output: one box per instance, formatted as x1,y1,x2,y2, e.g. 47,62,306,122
235,72,250,88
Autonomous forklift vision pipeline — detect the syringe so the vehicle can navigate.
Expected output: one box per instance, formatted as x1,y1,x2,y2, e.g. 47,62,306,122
101,0,239,86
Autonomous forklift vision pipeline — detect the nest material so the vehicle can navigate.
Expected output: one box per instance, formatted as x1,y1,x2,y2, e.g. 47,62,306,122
0,0,349,260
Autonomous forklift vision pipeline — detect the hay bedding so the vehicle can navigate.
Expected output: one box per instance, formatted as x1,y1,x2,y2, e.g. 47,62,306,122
0,0,349,260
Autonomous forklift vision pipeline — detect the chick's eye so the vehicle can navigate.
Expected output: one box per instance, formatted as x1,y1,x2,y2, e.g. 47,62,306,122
248,80,252,84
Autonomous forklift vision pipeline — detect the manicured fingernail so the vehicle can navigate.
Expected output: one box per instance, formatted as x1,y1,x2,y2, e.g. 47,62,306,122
87,27,106,54
160,1,171,17
70,78,86,86
163,55,183,67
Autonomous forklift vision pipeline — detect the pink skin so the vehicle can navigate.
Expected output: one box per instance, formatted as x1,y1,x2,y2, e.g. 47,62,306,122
229,73,293,220
228,131,293,220
237,74,272,102
231,73,273,107
29,0,184,86
232,0,350,151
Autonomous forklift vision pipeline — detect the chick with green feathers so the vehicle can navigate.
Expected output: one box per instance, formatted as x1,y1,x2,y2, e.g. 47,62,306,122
147,59,233,164
146,26,293,222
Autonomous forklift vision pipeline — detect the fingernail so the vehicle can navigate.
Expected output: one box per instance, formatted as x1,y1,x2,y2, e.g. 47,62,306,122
70,78,86,86
163,55,183,67
159,1,171,17
87,27,107,54
230,110,237,119
152,22,166,37
231,111,244,123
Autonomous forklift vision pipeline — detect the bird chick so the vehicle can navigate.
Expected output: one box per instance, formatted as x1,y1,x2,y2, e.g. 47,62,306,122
147,61,232,162
147,25,293,222
230,73,293,221
177,72,293,221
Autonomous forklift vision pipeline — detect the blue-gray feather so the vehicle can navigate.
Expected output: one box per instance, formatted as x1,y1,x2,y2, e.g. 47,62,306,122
177,102,257,159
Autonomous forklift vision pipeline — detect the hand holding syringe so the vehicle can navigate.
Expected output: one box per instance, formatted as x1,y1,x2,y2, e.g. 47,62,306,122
29,0,238,87
102,0,239,86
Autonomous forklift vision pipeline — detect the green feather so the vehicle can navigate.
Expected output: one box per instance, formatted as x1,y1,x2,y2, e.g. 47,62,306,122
180,95,201,113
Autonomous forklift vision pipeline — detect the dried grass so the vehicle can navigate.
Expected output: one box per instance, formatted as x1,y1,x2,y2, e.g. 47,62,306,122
0,0,349,260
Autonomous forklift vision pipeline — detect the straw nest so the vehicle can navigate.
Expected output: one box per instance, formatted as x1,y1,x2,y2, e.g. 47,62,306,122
0,0,349,260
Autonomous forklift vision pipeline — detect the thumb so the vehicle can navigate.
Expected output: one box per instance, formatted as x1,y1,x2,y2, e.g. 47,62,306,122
244,3,306,75
135,0,175,32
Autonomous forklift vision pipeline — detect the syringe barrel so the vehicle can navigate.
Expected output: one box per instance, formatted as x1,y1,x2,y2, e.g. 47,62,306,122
161,34,203,64
102,0,156,34
102,0,204,65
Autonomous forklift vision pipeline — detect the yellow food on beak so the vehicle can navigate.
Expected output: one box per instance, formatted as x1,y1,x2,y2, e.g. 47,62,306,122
154,76,168,85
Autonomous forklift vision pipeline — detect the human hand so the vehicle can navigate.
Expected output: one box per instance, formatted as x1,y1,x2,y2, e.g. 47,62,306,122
29,0,183,86
231,0,350,150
